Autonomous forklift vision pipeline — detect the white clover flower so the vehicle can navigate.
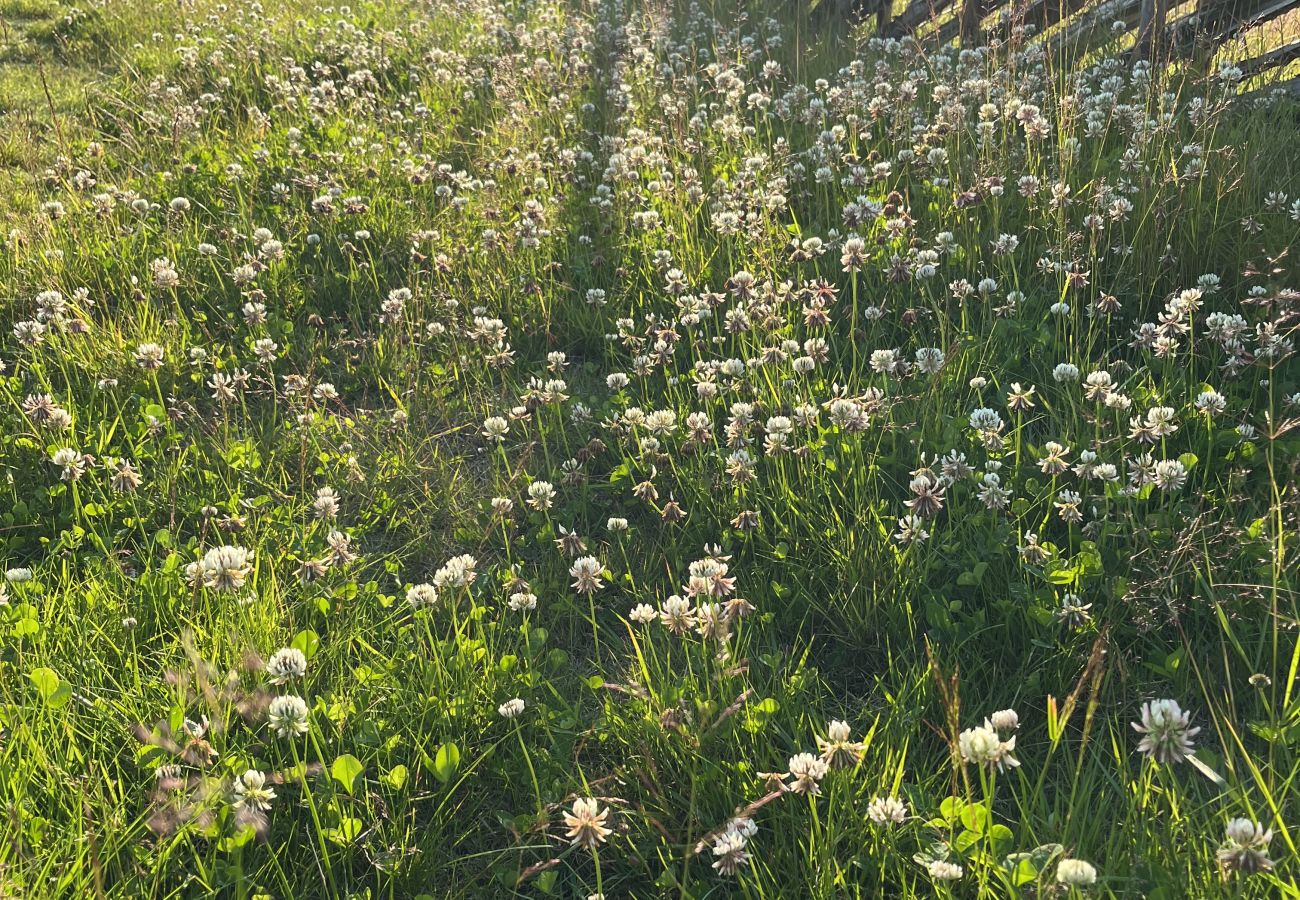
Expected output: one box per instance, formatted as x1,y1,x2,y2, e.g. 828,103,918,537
785,752,829,795
629,603,657,624
1053,363,1080,382
265,647,307,685
267,694,310,738
927,860,963,881
498,698,525,719
186,545,253,592
51,447,87,481
1132,699,1199,763
711,825,752,876
866,796,908,825
915,347,945,374
660,594,696,633
563,798,612,849
232,769,275,812
869,348,902,376
1218,818,1273,875
1194,390,1226,415
482,416,509,442
893,514,929,544
1145,406,1178,437
508,591,537,612
1056,858,1097,885
569,556,604,594
969,407,1003,432
959,721,1020,771
1152,459,1187,491
312,487,340,520
527,481,556,511
989,709,1020,732
433,554,477,590
1039,441,1071,474
645,409,676,435
407,583,438,608
817,720,865,769
135,342,165,369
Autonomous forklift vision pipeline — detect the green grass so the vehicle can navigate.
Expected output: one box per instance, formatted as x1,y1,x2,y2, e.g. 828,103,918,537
0,0,1297,896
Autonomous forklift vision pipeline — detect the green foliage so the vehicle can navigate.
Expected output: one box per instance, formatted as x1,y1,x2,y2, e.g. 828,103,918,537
0,0,1296,896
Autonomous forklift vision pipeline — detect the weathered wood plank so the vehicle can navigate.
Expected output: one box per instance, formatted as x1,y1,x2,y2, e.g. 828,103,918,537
888,0,958,35
1170,0,1300,55
934,0,1016,44
960,0,984,42
996,0,1095,37
1047,0,1143,57
1240,37,1300,76
1134,0,1170,58
858,0,1298,67
1238,71,1300,102
874,0,893,33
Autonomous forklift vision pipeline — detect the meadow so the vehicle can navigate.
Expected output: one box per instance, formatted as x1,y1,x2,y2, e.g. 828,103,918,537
0,0,1298,895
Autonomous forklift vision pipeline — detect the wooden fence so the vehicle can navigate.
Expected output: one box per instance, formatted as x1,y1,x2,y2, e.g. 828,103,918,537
821,0,1300,89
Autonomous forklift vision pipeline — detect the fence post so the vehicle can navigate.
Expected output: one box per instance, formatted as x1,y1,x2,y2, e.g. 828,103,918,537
960,0,981,43
876,0,892,33
1135,0,1168,58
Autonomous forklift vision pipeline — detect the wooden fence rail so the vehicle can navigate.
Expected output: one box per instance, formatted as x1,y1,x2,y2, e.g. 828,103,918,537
824,0,1300,86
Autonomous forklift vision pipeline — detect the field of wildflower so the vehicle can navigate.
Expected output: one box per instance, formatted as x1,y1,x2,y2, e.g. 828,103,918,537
1,0,1298,895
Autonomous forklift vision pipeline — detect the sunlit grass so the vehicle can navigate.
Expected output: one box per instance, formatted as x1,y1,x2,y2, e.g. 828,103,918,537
0,0,1297,896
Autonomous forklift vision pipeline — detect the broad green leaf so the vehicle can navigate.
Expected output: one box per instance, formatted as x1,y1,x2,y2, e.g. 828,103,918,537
331,754,365,794
954,829,982,852
382,764,409,790
325,817,362,846
959,802,988,833
1004,856,1037,886
29,668,71,709
433,742,460,783
218,824,256,852
939,796,964,822
291,629,321,659
989,823,1014,853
